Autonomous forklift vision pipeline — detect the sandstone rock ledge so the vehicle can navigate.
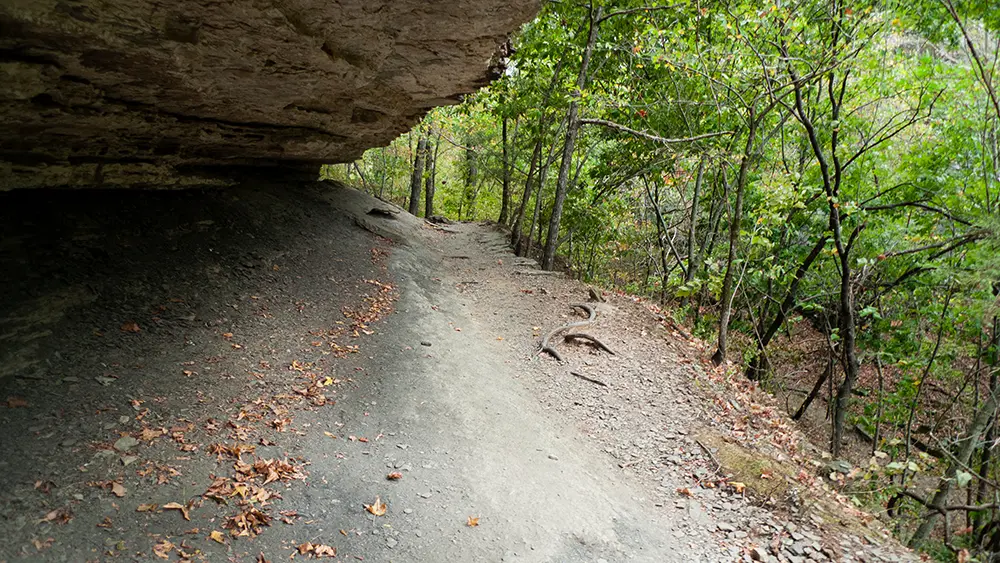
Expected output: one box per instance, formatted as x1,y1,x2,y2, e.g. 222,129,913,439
0,0,538,189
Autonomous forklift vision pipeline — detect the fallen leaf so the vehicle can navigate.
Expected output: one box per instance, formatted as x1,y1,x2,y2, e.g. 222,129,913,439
257,553,272,563
136,503,158,512
731,481,746,494
209,530,226,544
358,437,369,443
675,487,693,497
6,396,28,408
39,507,73,524
467,516,480,527
33,537,55,551
34,480,55,494
120,321,141,333
314,544,337,557
111,482,126,497
163,502,191,521
365,496,386,516
323,432,337,439
386,472,402,481
152,539,174,559
297,542,314,555
96,516,113,529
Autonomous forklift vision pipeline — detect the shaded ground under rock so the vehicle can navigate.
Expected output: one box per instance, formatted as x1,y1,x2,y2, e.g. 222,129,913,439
0,181,915,562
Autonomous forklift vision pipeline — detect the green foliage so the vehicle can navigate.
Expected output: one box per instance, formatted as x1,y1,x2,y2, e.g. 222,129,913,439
328,2,1000,557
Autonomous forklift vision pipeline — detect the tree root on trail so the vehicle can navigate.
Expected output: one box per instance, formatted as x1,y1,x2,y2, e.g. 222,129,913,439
539,303,596,362
563,333,615,355
571,371,608,387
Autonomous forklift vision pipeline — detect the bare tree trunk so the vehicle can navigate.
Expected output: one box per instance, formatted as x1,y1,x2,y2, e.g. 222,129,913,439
512,58,565,250
686,157,706,283
793,349,834,421
464,144,478,220
408,135,427,216
713,116,757,366
499,116,512,225
541,5,603,270
525,134,559,258
513,138,541,252
909,383,1000,547
424,136,438,218
745,235,827,380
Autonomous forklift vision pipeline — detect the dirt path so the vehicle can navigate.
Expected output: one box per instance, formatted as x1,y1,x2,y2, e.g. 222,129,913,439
0,182,914,562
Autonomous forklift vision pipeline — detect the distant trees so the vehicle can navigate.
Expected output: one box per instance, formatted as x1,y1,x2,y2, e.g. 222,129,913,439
335,1,1000,555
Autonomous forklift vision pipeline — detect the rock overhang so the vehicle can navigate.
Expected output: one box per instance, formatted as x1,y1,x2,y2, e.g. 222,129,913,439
0,0,539,189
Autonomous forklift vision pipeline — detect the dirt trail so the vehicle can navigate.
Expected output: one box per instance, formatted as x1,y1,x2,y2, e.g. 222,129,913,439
0,182,914,562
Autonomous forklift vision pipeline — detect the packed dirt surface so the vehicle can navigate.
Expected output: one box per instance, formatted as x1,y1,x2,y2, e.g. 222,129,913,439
1,181,916,562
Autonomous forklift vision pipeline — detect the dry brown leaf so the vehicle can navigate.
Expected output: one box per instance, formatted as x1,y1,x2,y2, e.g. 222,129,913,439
314,544,337,557
34,480,55,494
136,503,158,512
209,530,226,544
96,516,113,529
297,542,314,554
675,487,693,497
139,427,164,442
40,507,72,524
152,539,174,559
730,481,746,494
365,496,386,516
162,502,191,521
111,482,126,497
33,537,54,551
323,432,337,439
467,516,480,527
6,396,28,408
120,321,141,333
386,472,403,481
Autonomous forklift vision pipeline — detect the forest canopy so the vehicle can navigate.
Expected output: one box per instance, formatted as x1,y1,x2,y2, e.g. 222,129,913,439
322,0,1000,558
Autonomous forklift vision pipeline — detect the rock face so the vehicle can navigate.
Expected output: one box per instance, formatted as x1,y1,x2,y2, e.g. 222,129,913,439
0,0,538,189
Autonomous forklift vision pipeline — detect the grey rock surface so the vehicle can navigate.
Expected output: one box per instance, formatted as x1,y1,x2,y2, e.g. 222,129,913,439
0,0,538,189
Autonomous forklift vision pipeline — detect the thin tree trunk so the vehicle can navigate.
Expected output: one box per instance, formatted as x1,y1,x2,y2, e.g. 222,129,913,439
745,235,827,380
909,382,1000,546
541,5,603,270
408,135,427,216
499,116,512,225
464,144,478,220
513,139,542,252
512,58,566,250
687,157,706,283
525,135,559,258
713,116,757,366
793,350,834,421
424,136,438,218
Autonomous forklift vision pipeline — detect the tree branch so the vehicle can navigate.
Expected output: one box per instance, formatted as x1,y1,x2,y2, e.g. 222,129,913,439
580,118,732,144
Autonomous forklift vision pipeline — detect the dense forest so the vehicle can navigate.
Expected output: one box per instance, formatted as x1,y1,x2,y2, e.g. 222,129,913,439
321,0,1000,559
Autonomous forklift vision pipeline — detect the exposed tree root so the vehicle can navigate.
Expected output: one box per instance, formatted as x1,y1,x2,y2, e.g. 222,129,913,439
563,333,615,355
539,303,595,361
571,371,608,387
